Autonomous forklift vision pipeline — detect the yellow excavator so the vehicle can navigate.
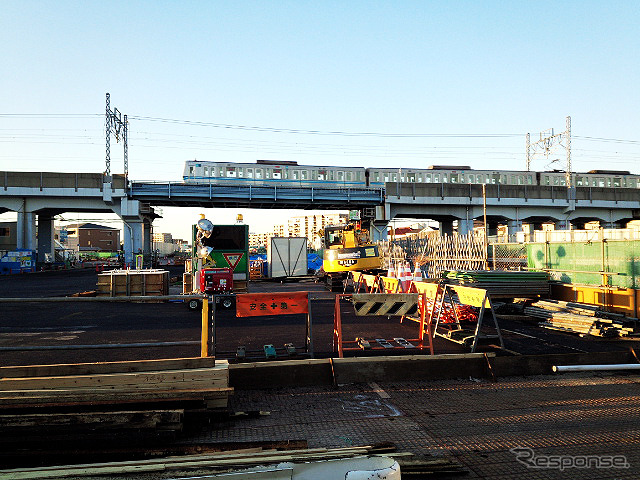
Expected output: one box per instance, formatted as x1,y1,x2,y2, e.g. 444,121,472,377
322,222,383,290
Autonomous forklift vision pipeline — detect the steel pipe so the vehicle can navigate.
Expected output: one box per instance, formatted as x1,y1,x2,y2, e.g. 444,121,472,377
553,363,640,373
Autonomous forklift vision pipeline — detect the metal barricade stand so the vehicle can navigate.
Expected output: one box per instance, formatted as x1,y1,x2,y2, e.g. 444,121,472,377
432,284,504,353
379,275,402,294
206,291,313,360
333,292,434,358
401,281,441,354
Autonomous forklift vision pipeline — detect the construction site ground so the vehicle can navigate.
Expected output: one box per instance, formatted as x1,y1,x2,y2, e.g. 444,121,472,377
1,268,639,478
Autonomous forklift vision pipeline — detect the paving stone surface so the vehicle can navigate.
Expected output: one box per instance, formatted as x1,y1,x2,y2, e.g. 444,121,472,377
190,372,640,479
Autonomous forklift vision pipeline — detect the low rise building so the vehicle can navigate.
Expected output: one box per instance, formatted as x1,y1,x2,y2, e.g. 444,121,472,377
59,223,120,252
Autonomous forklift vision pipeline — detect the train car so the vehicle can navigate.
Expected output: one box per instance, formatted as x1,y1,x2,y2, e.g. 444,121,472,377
183,160,366,188
366,166,536,187
539,170,639,188
183,160,639,190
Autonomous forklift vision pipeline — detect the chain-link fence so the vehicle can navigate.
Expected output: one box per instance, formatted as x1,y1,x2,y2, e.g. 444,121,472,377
491,243,528,270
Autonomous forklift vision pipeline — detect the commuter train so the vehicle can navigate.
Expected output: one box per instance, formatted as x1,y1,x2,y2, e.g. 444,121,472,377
183,160,640,189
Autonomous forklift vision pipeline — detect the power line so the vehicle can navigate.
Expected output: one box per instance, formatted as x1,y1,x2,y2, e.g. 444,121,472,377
129,115,524,138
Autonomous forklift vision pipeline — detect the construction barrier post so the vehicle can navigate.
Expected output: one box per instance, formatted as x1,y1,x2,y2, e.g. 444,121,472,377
235,291,313,357
201,296,215,358
333,294,345,358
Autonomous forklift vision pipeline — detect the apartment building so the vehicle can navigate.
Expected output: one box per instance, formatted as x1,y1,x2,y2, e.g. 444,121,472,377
60,223,120,252
152,232,173,244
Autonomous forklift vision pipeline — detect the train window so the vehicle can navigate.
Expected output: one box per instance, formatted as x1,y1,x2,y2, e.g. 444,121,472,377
606,178,611,187
255,169,263,179
318,170,326,181
476,174,482,183
247,168,253,178
425,174,432,183
560,177,566,186
518,176,523,185
552,177,558,186
204,167,208,176
433,174,440,183
527,175,533,185
629,178,637,188
442,174,448,183
576,176,583,186
265,170,271,179
329,171,334,181
468,176,474,184
450,174,458,183
272,169,281,179
189,166,194,177
614,178,621,187
302,170,308,180
237,168,244,178
408,173,416,182
459,174,465,183
226,167,236,178
346,172,352,181
293,171,299,180
597,178,605,187
338,171,344,182
500,175,507,184
372,172,379,182
390,173,397,182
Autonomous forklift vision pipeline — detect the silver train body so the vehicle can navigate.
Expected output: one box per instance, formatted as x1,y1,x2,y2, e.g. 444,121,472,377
183,160,640,189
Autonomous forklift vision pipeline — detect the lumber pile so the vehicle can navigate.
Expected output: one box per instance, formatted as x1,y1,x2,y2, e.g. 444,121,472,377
443,270,550,297
0,445,467,479
97,269,169,296
525,299,639,337
0,357,231,441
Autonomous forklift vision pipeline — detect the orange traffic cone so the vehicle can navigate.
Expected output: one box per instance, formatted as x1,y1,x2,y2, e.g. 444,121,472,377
403,262,412,291
387,261,395,278
413,262,423,283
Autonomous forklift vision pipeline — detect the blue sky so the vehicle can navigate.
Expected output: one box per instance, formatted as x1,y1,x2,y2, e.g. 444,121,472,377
1,1,638,239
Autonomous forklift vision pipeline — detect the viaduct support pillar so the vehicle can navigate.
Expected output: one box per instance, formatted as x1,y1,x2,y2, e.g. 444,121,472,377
16,211,36,251
507,220,523,237
36,214,55,265
122,220,144,267
143,218,152,267
439,220,454,236
457,219,474,235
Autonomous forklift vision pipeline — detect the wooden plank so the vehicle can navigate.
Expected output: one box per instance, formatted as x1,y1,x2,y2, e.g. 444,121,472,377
0,410,183,429
0,367,229,391
0,387,233,408
0,447,380,479
0,357,221,378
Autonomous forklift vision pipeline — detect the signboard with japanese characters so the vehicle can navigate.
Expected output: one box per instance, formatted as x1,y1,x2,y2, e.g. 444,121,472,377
236,291,309,317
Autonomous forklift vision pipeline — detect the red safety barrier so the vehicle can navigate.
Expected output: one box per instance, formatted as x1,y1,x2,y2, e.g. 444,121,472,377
236,291,309,317
333,291,434,358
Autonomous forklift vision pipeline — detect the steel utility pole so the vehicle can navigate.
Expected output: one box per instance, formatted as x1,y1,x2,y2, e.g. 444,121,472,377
105,93,129,185
525,116,572,187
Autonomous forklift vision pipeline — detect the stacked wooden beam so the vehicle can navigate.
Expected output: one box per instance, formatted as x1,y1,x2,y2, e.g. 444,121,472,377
0,445,466,479
0,357,231,436
525,299,639,337
444,270,550,297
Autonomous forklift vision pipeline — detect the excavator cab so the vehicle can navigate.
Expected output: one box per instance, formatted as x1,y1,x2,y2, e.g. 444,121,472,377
321,222,382,290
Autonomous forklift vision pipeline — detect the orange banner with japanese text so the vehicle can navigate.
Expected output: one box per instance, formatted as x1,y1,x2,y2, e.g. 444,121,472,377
236,291,309,317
